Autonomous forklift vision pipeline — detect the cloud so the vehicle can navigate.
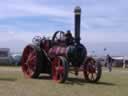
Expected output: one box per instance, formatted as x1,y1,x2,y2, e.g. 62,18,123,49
0,30,128,56
1,29,128,47
81,31,128,43
0,0,71,18
1,0,128,33
0,31,54,52
0,31,53,42
0,0,128,55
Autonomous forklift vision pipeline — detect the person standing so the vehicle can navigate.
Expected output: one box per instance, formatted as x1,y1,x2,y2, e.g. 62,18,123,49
123,56,126,69
106,54,113,72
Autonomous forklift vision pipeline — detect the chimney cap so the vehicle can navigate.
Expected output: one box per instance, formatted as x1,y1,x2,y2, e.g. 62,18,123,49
74,6,81,13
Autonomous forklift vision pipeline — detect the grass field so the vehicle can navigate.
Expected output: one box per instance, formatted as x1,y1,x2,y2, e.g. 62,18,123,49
0,66,128,96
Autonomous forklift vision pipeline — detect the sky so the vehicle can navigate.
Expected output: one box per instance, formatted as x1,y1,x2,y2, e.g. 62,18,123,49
0,0,128,56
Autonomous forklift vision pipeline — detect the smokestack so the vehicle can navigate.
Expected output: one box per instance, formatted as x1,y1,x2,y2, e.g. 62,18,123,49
74,6,81,44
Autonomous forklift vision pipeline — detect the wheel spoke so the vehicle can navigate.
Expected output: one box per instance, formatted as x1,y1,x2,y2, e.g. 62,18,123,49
91,73,94,80
29,56,36,62
58,73,63,80
28,67,34,76
55,69,58,80
56,66,64,73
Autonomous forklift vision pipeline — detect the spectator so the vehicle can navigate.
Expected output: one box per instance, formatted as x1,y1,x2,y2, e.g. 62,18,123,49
106,54,113,72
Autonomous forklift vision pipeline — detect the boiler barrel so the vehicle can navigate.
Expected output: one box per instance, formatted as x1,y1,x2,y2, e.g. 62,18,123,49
66,44,87,67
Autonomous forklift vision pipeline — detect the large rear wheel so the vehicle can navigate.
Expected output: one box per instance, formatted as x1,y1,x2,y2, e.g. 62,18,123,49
21,45,42,78
52,56,68,83
84,57,102,83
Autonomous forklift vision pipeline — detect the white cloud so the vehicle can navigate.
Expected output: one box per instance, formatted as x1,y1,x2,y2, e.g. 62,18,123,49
1,30,128,43
0,30,128,56
81,31,128,43
0,31,53,42
0,0,128,55
1,0,128,33
0,0,72,18
0,31,54,52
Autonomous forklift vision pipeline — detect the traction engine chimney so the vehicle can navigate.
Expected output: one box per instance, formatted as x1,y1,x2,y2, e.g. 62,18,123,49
74,6,81,44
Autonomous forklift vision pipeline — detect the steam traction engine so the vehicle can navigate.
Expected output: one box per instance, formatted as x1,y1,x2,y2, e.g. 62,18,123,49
21,6,102,83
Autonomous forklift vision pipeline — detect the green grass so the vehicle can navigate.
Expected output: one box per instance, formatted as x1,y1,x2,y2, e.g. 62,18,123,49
0,66,128,96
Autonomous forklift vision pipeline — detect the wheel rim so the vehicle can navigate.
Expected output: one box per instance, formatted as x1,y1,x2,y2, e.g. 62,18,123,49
52,57,65,82
84,59,98,82
21,46,37,78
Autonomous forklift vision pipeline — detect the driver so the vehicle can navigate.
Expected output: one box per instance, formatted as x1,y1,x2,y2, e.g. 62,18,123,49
65,30,74,45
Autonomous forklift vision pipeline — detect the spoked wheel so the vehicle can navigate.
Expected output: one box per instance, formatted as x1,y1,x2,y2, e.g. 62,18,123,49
21,45,41,78
84,57,102,83
52,56,68,83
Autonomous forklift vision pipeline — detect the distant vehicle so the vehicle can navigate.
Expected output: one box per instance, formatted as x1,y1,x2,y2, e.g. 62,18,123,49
11,53,22,66
111,56,128,67
93,56,128,67
0,48,12,65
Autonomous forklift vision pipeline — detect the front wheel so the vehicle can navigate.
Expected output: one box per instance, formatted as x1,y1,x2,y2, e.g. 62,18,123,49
52,56,68,83
83,57,102,83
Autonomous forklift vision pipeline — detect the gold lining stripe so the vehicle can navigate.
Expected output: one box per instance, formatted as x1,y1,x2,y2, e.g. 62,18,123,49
75,12,81,15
